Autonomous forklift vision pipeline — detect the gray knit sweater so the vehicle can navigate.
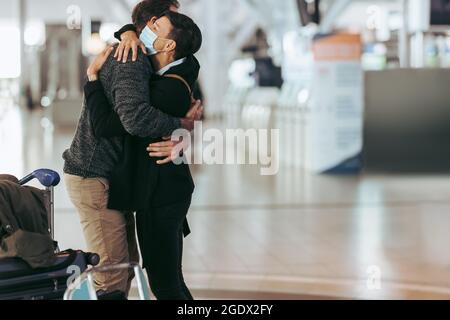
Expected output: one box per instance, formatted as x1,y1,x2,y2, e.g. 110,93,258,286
63,51,181,178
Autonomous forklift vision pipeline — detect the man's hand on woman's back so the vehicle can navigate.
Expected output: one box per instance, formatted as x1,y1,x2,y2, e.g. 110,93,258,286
148,99,203,165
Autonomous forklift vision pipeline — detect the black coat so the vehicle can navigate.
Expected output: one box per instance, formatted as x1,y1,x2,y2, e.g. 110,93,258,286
84,55,200,237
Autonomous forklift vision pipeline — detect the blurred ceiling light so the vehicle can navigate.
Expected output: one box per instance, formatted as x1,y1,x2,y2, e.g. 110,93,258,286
86,33,106,56
57,88,68,100
228,59,255,88
0,24,21,79
40,96,51,108
297,89,309,105
40,117,54,131
24,20,46,47
99,23,120,43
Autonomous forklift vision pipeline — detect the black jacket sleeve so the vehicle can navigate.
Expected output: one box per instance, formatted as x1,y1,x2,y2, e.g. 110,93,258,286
114,24,137,41
84,80,127,138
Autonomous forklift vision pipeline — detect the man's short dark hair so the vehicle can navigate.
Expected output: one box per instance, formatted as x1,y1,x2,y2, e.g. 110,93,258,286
132,0,180,32
163,11,203,60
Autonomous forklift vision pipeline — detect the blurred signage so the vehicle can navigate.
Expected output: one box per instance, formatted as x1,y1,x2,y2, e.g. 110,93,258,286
254,58,283,88
409,0,450,31
305,34,364,174
312,37,361,61
430,0,450,26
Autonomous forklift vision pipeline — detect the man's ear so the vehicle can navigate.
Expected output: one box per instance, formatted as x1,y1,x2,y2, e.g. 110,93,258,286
147,17,158,28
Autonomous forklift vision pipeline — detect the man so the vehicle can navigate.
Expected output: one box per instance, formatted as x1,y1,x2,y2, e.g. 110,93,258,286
63,0,201,296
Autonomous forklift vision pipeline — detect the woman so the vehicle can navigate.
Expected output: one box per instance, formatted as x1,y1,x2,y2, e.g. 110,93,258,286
84,11,202,300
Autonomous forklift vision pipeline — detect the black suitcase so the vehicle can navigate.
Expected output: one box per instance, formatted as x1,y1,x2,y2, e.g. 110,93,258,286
0,170,99,300
0,250,99,300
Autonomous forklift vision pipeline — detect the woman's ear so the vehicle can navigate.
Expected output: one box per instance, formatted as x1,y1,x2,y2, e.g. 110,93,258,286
165,40,177,53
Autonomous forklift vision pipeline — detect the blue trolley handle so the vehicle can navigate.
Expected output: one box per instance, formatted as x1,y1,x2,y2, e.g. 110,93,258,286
19,169,60,188
19,169,60,240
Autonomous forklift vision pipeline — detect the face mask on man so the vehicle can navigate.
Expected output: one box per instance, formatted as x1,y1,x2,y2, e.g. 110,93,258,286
139,25,159,55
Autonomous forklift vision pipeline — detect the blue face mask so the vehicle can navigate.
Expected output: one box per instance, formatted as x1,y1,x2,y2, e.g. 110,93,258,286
139,25,159,55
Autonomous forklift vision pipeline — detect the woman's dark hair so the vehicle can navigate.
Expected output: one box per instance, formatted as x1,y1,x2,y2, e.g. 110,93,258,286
163,11,203,60
132,0,180,32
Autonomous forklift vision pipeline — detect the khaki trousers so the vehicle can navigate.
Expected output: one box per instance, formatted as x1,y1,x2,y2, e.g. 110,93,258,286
64,174,139,295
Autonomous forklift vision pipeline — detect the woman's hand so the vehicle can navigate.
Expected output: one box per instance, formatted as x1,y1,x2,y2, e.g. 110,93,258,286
114,31,147,63
87,45,114,78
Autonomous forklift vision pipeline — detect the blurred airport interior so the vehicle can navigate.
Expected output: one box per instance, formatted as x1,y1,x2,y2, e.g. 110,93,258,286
0,0,450,300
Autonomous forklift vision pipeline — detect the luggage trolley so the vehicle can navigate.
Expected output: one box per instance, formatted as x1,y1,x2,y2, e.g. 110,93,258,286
0,169,100,300
18,169,60,241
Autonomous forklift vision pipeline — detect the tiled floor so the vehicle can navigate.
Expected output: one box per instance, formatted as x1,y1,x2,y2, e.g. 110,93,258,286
1,106,450,299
